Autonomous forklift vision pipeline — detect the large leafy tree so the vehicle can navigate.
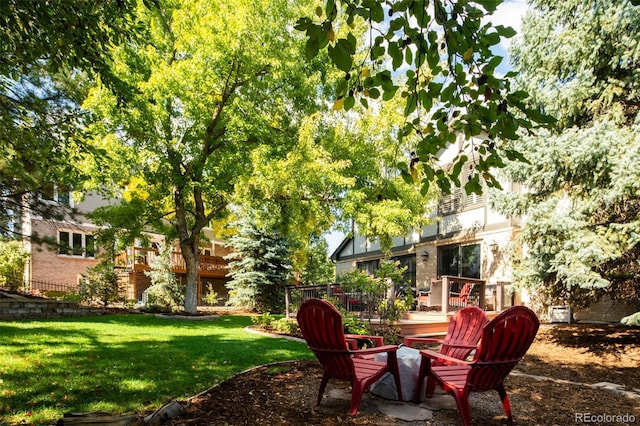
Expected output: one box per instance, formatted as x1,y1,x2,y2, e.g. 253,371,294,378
0,0,138,239
492,0,640,309
236,97,435,257
297,235,335,285
85,0,324,313
296,0,555,198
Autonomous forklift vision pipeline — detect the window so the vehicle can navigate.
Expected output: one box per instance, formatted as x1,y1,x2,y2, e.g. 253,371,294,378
58,231,96,258
438,243,480,279
437,164,486,215
56,185,71,206
59,231,70,255
41,184,72,206
392,255,416,291
72,233,83,255
85,235,96,258
357,256,417,292
357,259,379,276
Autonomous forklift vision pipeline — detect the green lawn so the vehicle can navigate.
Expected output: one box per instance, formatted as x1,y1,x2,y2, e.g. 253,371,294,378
0,314,314,425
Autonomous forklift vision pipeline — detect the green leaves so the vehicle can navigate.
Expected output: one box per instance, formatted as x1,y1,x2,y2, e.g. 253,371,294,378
0,240,30,290
327,35,356,72
297,0,557,196
434,0,448,25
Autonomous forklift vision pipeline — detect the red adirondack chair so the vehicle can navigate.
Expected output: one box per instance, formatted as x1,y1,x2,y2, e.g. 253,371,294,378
415,306,540,425
449,282,474,306
296,298,403,416
404,305,488,360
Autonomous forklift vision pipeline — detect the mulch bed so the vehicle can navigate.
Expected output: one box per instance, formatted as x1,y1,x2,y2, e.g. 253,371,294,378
169,323,640,425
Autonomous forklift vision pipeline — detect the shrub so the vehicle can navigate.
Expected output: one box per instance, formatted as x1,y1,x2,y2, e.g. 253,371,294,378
621,312,640,327
271,318,298,335
43,290,82,302
337,259,414,343
251,314,299,335
201,284,219,306
79,261,121,307
251,312,275,329
0,239,29,291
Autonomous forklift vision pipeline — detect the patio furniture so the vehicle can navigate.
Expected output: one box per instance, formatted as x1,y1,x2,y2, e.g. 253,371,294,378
416,289,432,311
404,305,489,401
331,286,362,311
296,298,403,416
449,282,474,306
414,306,540,425
404,305,488,357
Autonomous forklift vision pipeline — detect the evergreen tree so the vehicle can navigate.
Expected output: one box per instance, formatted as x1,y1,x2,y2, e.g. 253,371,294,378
144,243,184,312
225,220,292,313
492,0,640,310
1,0,138,239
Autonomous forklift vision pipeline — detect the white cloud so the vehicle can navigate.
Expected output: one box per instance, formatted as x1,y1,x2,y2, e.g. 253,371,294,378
489,0,529,53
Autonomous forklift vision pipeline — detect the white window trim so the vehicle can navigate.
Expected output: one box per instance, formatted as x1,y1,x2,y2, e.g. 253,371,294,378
58,230,96,258
40,184,75,208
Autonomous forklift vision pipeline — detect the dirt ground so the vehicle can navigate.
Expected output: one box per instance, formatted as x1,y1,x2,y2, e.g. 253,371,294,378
170,323,640,426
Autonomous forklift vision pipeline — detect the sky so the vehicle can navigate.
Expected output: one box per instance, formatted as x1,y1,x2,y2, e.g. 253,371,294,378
489,0,528,54
325,0,530,255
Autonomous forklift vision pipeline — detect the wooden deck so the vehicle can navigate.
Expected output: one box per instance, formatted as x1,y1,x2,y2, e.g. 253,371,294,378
397,311,499,337
124,247,229,278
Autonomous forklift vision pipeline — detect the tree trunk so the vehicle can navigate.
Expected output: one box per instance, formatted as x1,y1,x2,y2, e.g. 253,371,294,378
173,187,202,314
182,242,200,314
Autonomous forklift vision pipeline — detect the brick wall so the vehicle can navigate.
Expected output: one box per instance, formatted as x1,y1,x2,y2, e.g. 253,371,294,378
29,219,101,289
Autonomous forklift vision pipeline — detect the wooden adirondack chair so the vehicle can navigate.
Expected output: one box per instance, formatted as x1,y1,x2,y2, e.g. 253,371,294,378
296,298,403,416
404,305,488,359
404,305,488,401
449,282,474,306
415,306,540,425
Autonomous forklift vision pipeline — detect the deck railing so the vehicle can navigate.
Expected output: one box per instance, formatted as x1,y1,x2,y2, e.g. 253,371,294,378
284,283,385,320
418,276,487,314
286,276,496,319
117,247,229,277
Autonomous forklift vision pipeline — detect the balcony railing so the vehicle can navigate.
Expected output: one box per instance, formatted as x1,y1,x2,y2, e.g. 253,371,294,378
120,247,229,278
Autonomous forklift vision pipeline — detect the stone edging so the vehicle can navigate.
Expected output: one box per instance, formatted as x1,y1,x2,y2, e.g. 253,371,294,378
154,313,220,321
243,326,307,342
